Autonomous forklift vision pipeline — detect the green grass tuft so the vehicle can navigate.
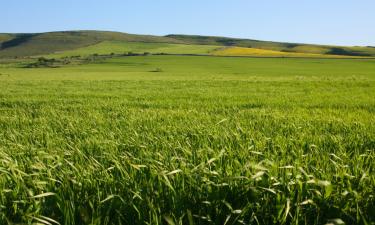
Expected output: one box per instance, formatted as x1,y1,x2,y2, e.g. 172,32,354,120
0,55,374,224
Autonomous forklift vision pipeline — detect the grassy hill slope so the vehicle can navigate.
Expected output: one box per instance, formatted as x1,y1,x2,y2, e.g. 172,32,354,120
167,34,375,57
211,47,356,58
0,31,182,58
0,34,15,45
47,41,221,58
1,31,375,58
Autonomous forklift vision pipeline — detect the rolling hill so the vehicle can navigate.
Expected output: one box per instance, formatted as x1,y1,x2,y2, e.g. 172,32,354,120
47,41,221,58
211,47,354,58
1,30,375,58
167,34,375,56
0,31,182,58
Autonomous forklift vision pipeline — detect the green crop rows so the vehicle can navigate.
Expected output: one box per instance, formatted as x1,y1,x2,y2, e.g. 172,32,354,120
0,55,374,224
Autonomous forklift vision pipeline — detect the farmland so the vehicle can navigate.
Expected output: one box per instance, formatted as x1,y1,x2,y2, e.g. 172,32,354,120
0,54,374,224
211,47,360,58
46,41,220,58
2,31,375,58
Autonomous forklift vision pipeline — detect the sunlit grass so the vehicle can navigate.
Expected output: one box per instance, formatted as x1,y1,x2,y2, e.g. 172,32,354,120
0,55,374,225
47,41,220,58
212,47,362,58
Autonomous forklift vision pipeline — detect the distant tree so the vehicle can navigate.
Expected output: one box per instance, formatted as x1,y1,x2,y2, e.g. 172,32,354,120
38,57,48,63
63,58,71,65
36,57,51,67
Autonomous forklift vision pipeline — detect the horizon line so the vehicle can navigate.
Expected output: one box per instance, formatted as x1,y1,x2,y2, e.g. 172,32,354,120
0,29,373,48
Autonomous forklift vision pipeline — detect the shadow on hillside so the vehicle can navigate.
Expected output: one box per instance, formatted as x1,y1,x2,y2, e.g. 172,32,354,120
1,34,36,50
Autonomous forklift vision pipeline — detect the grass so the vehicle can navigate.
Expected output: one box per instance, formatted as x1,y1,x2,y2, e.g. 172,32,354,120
0,34,14,44
46,41,221,58
0,31,182,58
211,47,357,58
2,31,375,58
167,34,375,56
0,55,374,225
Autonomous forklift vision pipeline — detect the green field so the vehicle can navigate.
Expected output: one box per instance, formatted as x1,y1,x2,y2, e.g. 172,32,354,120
46,41,221,58
0,55,374,225
2,31,375,58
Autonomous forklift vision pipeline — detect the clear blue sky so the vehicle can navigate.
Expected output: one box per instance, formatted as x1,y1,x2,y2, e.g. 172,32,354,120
2,0,375,46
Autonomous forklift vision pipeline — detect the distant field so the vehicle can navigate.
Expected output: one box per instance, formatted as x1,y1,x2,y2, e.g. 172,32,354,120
0,31,182,58
0,55,374,224
47,41,221,58
211,46,358,58
2,31,375,58
167,34,375,56
47,42,361,59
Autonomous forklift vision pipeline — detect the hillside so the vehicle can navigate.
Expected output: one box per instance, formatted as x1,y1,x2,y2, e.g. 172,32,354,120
0,34,14,43
0,31,182,58
167,34,375,56
211,47,355,58
1,30,375,58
